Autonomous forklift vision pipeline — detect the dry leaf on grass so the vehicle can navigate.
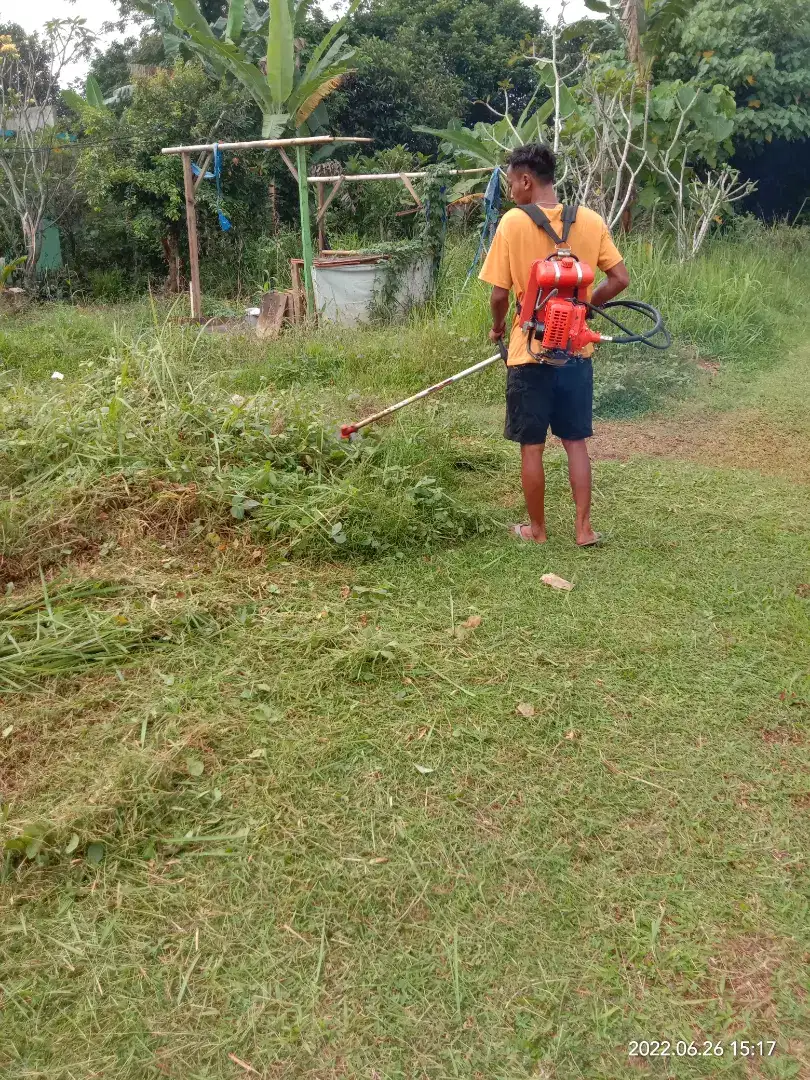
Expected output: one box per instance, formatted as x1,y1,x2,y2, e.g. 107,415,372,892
228,1053,260,1075
449,613,483,641
541,573,574,591
516,702,536,718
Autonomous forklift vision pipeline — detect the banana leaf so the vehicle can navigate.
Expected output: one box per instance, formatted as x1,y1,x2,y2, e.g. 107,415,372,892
286,60,352,115
181,23,274,114
294,73,347,124
225,0,245,42
262,111,290,138
85,76,106,109
303,33,353,82
413,125,501,166
534,62,578,120
518,97,554,141
61,89,85,113
516,80,544,130
304,0,362,72
294,0,315,33
173,0,227,76
173,0,219,41
267,0,295,105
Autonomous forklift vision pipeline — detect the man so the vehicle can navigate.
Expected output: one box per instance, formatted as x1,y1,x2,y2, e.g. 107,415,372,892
479,143,630,546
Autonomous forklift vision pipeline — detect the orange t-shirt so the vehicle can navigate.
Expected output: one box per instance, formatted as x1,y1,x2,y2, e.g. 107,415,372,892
479,204,623,365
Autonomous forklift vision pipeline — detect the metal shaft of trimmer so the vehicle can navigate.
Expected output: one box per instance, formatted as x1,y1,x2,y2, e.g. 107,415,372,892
340,352,503,439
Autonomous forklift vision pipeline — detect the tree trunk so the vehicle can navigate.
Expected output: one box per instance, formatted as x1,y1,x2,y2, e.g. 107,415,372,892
161,232,185,293
620,183,637,233
268,183,280,235
22,212,42,291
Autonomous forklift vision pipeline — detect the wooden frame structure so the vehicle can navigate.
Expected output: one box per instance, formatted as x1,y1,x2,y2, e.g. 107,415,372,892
161,134,371,320
307,167,495,254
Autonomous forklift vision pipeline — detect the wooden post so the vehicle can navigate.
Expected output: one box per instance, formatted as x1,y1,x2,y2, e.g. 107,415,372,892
295,143,315,318
317,183,326,255
181,152,202,320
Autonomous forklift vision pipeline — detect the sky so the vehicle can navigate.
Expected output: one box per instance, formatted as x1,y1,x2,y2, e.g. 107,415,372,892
8,0,595,83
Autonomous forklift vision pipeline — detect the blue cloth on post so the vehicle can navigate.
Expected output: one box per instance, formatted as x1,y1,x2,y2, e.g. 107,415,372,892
191,143,232,231
466,166,502,283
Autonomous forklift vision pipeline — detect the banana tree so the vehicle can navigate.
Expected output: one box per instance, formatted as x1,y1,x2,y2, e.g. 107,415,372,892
143,0,362,313
0,255,27,290
415,90,560,172
168,0,361,139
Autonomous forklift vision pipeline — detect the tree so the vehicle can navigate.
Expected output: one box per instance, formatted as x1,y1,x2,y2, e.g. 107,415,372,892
663,0,810,145
420,50,743,253
74,61,272,291
327,36,463,153
0,23,53,101
554,17,622,68
584,0,694,84
0,19,94,287
344,0,548,130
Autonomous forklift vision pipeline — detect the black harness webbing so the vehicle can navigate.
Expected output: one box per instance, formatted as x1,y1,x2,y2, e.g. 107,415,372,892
516,202,579,244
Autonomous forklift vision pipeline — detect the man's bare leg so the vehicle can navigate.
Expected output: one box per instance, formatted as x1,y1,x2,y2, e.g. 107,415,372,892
561,437,599,545
518,443,547,542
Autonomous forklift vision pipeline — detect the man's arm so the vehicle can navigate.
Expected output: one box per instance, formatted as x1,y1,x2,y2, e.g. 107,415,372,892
489,286,510,343
591,260,630,311
590,260,630,309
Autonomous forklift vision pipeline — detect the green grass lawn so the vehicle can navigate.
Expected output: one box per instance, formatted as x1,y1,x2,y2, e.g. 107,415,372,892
1,230,809,1079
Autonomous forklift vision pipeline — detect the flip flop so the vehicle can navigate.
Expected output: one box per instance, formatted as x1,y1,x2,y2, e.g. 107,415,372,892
510,523,546,543
577,532,604,548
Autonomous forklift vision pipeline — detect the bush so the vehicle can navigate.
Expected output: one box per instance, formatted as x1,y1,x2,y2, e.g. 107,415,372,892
86,269,131,303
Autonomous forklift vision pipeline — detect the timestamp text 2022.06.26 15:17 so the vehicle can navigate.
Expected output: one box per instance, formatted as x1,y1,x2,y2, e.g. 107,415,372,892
628,1040,777,1058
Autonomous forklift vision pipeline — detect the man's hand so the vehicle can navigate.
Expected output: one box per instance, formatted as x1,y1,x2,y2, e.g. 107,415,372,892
489,327,505,343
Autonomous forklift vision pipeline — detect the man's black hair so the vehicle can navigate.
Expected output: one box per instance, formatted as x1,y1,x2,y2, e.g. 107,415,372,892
506,143,556,183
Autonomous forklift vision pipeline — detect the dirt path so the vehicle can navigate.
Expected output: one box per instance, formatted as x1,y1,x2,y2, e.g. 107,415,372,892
590,347,810,484
591,406,810,483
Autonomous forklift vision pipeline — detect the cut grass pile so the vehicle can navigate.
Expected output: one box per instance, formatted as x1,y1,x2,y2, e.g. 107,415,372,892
0,579,148,692
2,222,809,585
0,319,495,582
0,578,229,694
0,223,809,1079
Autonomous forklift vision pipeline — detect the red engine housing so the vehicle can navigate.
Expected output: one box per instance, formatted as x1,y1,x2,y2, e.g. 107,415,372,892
520,254,605,356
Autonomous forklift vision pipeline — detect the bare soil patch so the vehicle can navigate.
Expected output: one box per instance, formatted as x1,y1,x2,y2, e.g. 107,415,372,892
591,407,810,484
707,933,786,1019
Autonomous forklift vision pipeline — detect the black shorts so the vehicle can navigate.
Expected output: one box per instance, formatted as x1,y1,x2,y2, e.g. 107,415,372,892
505,359,593,445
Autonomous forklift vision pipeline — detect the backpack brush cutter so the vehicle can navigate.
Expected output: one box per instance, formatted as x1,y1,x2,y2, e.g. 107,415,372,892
340,204,671,440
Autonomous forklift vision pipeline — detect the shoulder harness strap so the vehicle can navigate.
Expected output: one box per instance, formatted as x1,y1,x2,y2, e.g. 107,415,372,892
517,203,579,245
561,202,579,242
